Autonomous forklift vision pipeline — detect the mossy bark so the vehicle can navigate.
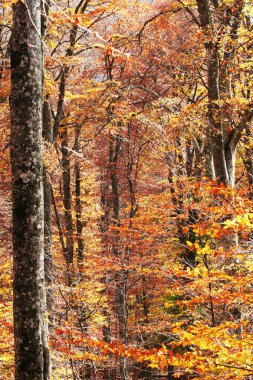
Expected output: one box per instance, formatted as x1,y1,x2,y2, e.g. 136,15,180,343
10,0,50,378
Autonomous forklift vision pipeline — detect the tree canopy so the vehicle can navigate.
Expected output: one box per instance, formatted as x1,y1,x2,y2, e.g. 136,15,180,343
0,0,253,379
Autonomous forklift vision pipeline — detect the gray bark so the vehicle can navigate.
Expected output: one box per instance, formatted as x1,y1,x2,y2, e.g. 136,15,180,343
43,95,53,315
10,0,50,379
196,0,253,186
53,4,85,269
75,161,84,262
61,126,74,267
73,124,84,263
108,132,129,379
53,66,75,273
41,3,53,315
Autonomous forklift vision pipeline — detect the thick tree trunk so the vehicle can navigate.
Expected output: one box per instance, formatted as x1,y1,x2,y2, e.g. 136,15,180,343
10,0,50,379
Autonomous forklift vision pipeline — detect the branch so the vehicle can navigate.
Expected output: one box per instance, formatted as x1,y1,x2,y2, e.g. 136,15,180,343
177,0,201,26
2,141,10,152
216,363,253,373
136,8,181,43
75,0,89,14
136,11,167,42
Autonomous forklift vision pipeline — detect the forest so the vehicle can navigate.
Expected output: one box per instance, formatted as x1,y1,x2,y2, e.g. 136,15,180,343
0,0,253,379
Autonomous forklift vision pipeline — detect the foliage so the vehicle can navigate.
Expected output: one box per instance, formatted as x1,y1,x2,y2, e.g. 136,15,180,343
0,0,253,379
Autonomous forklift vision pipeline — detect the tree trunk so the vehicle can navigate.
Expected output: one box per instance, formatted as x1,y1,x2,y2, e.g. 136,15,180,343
196,0,251,187
10,0,50,378
41,0,53,316
74,125,84,263
75,160,84,262
243,126,253,198
206,39,231,185
43,96,54,316
109,133,129,379
61,126,74,267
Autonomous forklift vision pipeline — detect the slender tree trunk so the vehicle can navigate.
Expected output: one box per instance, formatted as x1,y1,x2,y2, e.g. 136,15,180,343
43,95,54,316
100,171,114,379
244,126,253,198
61,126,74,267
109,133,128,379
206,40,231,185
10,0,50,378
41,0,53,320
74,125,84,263
203,139,215,180
75,161,84,262
53,10,82,273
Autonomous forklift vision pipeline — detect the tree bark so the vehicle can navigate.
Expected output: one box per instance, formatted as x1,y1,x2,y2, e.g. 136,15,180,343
243,126,253,199
43,95,54,316
74,125,84,263
196,0,252,186
61,126,74,267
10,0,50,379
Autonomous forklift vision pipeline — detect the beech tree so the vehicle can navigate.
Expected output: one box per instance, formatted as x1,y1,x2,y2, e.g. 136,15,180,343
196,0,253,186
10,0,50,378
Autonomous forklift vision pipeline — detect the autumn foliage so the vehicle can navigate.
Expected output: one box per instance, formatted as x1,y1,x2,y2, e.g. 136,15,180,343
0,0,253,379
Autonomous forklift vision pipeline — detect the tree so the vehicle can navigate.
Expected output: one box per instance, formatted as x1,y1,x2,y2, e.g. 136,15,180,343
196,0,253,186
10,0,50,378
